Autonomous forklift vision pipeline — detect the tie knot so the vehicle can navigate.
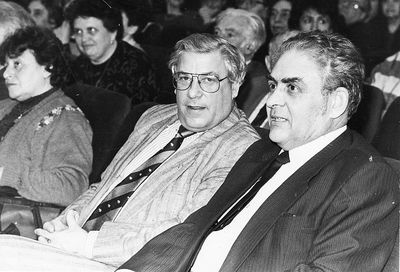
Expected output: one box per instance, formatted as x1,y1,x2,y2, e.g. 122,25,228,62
276,151,290,165
177,125,195,138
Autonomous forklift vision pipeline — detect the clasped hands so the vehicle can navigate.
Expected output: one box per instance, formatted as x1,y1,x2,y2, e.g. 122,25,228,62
34,209,88,256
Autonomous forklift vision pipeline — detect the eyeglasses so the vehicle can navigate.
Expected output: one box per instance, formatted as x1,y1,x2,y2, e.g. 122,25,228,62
173,72,228,93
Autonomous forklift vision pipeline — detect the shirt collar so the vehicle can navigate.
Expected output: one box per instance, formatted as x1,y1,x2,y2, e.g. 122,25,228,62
287,126,347,164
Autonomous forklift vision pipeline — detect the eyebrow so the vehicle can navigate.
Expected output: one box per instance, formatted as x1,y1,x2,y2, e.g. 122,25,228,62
267,75,304,85
281,77,303,84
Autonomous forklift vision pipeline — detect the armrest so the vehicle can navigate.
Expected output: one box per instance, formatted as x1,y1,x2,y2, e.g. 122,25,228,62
0,186,65,234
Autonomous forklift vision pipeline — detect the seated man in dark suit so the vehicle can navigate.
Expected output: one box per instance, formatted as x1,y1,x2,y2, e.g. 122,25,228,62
118,31,399,272
0,33,260,270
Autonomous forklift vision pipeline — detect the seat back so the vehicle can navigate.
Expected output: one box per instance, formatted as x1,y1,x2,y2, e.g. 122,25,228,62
109,102,157,161
64,83,131,184
373,97,400,160
348,84,385,142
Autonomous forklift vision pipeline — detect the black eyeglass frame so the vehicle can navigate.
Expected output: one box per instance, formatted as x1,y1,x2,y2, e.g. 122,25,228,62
172,72,228,93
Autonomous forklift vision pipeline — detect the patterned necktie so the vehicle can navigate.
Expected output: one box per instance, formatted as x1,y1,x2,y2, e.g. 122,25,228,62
213,151,290,230
87,125,195,226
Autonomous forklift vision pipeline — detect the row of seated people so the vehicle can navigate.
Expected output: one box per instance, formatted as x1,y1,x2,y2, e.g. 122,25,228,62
0,29,397,271
0,2,398,270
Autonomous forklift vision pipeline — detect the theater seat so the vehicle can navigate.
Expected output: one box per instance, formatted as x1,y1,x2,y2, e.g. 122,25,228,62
64,83,132,184
348,84,385,142
372,96,400,160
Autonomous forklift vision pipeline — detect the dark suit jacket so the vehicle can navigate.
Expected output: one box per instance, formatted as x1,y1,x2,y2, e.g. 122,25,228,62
119,129,399,272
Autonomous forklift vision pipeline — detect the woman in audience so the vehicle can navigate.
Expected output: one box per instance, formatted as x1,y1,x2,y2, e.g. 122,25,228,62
292,0,343,33
27,0,71,45
0,26,92,206
269,0,294,37
65,0,158,106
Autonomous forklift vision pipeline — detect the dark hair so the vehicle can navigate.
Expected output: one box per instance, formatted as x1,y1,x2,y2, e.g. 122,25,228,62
290,0,344,33
0,26,71,88
29,0,64,28
65,0,123,41
115,0,152,34
271,31,364,118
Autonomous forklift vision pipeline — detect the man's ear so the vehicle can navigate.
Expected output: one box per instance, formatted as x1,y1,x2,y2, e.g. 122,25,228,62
328,87,349,118
231,81,241,99
243,40,256,56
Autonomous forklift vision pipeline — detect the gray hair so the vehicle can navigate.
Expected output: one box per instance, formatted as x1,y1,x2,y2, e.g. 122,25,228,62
0,1,35,43
169,33,247,86
216,8,266,54
271,31,364,118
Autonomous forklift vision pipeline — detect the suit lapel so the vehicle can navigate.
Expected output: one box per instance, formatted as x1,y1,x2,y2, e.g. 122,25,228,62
188,140,281,226
220,130,352,272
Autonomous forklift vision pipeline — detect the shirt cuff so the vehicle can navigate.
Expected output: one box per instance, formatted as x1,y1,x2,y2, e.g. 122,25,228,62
83,230,98,258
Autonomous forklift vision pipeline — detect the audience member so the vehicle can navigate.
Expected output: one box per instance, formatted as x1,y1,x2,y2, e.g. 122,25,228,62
197,0,228,26
65,0,158,106
382,0,400,56
339,0,387,74
0,1,35,99
27,0,68,40
215,8,269,126
269,0,294,37
292,0,344,33
0,33,260,271
235,0,269,22
0,26,92,206
115,1,152,52
117,31,399,272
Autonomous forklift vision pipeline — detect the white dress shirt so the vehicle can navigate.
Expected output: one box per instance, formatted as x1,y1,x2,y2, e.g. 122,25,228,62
192,126,347,272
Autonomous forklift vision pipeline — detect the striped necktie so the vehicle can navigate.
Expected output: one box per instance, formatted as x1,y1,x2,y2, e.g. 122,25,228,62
87,125,195,228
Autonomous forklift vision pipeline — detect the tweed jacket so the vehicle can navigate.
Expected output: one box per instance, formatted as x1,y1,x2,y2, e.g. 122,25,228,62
62,104,260,266
120,129,399,272
0,90,92,206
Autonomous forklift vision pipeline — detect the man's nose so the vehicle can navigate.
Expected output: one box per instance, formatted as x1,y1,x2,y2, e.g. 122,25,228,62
266,88,284,108
186,78,203,98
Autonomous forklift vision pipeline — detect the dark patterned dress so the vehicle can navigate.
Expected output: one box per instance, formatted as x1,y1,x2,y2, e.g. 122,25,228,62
72,41,158,105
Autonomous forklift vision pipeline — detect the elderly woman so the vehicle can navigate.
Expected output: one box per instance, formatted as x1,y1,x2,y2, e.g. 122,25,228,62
65,0,158,106
0,26,92,206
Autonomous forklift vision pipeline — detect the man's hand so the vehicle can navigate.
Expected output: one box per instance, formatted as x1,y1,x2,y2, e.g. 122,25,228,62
40,212,70,233
35,210,88,255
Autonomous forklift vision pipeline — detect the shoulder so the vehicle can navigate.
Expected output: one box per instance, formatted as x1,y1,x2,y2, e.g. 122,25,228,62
135,104,177,128
118,41,151,62
34,90,89,131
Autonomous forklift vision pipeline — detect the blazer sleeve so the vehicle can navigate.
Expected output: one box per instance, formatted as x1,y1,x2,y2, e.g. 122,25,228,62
291,160,399,272
0,108,93,206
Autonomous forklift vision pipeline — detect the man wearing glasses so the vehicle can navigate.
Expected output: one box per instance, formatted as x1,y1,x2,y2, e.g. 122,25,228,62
0,33,260,271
